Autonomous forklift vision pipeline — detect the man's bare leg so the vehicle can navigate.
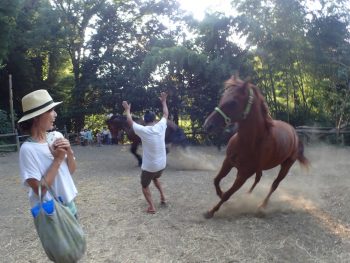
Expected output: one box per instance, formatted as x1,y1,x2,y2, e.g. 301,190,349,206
153,178,166,203
142,186,156,213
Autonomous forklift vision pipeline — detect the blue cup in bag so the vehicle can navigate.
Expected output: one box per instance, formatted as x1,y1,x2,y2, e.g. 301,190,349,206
31,199,54,218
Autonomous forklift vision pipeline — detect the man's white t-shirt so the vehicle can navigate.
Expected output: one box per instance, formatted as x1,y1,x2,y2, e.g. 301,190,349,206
19,131,77,208
133,117,167,172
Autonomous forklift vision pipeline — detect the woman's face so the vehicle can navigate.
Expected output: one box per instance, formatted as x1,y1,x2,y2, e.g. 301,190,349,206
34,108,57,131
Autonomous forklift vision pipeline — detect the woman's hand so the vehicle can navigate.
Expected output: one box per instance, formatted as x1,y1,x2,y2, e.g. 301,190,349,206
50,138,71,161
53,138,73,153
50,145,67,163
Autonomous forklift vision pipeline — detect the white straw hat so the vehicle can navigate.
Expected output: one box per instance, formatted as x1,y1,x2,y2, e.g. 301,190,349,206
18,89,62,123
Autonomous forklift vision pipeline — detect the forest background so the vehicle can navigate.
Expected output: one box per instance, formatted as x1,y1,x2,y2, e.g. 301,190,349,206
1,0,350,144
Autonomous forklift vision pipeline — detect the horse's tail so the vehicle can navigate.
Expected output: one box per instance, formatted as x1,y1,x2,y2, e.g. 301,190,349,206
297,139,310,170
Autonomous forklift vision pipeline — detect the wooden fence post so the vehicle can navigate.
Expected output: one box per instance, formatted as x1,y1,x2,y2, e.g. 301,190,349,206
64,125,68,138
9,74,15,133
15,129,20,151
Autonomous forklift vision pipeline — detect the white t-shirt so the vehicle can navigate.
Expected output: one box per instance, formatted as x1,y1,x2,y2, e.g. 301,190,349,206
133,117,167,172
19,131,78,208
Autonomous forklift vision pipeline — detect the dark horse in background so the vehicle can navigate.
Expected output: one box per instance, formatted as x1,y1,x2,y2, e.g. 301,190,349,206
203,75,310,218
107,114,188,166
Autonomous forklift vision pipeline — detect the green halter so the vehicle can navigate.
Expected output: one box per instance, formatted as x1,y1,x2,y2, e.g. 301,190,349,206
242,88,254,119
215,88,254,125
214,107,231,126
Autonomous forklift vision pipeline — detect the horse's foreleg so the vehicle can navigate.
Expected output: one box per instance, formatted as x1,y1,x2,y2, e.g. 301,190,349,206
259,160,295,209
130,144,142,166
213,158,233,198
205,173,248,219
248,171,262,194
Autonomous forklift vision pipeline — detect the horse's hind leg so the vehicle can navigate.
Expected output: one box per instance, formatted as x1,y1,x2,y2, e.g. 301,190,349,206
213,157,234,198
259,159,295,208
248,171,262,193
130,144,142,166
205,173,249,219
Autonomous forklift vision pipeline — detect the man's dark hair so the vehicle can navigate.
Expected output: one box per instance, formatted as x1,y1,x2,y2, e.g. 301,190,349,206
144,110,156,123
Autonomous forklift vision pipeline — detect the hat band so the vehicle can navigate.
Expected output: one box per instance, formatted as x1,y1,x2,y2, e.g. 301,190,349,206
23,100,54,115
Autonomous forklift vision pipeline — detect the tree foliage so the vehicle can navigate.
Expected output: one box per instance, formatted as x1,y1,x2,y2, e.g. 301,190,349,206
0,0,349,140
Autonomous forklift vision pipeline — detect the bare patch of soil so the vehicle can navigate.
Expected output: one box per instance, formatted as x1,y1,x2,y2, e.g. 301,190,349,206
1,143,350,262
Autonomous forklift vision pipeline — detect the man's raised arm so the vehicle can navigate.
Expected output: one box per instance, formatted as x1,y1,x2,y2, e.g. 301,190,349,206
159,92,168,120
122,101,134,127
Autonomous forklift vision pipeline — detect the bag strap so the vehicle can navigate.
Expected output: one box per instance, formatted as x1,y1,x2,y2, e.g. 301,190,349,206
40,176,60,203
38,181,43,207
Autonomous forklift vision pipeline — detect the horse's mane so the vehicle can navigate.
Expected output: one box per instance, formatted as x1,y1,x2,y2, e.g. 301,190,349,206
223,75,244,90
224,76,273,129
109,114,142,123
109,114,126,121
250,84,274,129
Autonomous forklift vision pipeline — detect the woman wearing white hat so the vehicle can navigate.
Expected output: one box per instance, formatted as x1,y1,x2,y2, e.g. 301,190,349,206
18,89,79,217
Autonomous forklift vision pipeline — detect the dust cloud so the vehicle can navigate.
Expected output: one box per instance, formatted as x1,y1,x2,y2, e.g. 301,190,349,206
167,146,223,171
168,143,350,220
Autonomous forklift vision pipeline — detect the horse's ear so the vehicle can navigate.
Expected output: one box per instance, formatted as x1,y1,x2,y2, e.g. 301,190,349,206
244,76,251,83
237,80,250,95
232,71,239,80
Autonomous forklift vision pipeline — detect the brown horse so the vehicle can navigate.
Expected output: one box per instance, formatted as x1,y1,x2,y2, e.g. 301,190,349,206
203,75,309,218
107,114,188,166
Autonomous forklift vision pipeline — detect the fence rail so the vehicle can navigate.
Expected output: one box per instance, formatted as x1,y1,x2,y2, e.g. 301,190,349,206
0,132,20,151
0,128,69,152
296,126,350,144
1,125,349,152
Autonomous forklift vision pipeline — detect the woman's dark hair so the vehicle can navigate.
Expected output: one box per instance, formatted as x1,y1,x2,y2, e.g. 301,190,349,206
18,119,34,134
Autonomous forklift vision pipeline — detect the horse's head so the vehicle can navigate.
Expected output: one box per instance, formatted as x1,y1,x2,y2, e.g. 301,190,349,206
107,114,145,133
204,75,255,133
106,114,128,136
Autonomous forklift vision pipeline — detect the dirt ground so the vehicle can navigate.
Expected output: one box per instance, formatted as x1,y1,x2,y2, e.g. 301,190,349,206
1,143,350,263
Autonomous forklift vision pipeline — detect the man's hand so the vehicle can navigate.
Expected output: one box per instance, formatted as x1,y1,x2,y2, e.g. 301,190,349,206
122,101,133,127
122,101,131,112
159,92,169,119
159,92,167,103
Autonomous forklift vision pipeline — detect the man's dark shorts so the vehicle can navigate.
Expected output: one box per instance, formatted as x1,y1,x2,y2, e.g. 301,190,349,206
141,169,164,188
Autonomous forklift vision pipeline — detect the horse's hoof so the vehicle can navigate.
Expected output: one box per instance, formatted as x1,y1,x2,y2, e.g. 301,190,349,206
258,202,267,210
255,204,267,218
255,209,266,218
203,211,214,219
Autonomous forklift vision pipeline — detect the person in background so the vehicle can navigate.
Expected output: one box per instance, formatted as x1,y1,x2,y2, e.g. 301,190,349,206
122,92,168,214
18,89,79,220
107,128,112,145
96,130,102,146
80,128,86,146
85,129,93,145
102,127,108,144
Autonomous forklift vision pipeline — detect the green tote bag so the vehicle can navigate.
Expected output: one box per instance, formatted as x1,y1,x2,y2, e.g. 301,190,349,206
33,180,86,263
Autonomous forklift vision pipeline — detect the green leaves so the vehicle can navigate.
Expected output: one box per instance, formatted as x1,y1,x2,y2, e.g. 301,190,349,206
1,0,350,137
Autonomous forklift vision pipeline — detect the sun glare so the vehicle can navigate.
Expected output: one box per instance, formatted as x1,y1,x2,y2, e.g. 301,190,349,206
177,0,234,20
